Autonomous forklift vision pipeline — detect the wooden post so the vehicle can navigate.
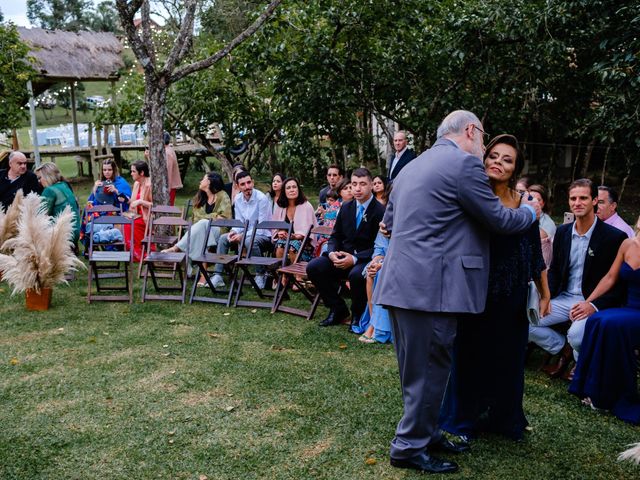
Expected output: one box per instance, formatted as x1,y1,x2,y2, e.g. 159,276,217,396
26,80,41,167
111,80,121,145
70,82,80,147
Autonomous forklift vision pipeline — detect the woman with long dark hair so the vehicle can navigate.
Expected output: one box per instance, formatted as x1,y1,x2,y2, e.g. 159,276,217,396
268,173,285,214
372,175,390,206
124,160,152,262
440,134,550,441
163,172,231,283
272,177,317,263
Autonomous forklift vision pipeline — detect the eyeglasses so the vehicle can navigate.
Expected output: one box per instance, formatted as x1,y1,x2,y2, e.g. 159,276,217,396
468,124,490,140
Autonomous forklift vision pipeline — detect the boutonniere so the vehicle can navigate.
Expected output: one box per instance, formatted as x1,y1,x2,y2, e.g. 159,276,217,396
362,213,368,223
588,247,594,257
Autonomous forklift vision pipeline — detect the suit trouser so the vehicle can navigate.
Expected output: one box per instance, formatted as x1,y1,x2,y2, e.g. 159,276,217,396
389,307,458,459
528,291,588,357
306,256,367,319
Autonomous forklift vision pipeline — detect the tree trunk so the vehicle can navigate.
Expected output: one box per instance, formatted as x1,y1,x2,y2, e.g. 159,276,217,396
580,139,595,178
145,84,169,206
571,140,583,181
619,156,635,203
600,143,611,186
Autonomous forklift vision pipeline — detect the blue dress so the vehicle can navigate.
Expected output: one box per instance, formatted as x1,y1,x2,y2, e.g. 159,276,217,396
351,233,393,343
569,262,640,424
440,223,545,440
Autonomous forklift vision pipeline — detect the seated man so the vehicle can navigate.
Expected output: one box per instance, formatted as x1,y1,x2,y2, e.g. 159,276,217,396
306,168,385,327
596,186,635,238
318,164,344,206
211,171,271,290
0,151,42,210
529,179,627,377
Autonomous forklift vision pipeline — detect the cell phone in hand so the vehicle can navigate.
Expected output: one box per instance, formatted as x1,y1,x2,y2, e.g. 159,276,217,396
563,212,575,224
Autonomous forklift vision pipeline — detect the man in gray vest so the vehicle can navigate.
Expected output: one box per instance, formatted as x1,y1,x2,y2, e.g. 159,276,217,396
374,110,540,474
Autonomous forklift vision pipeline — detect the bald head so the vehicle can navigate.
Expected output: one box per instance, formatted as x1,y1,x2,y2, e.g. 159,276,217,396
8,151,28,178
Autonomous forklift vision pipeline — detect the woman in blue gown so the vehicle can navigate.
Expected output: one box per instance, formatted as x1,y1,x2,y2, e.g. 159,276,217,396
569,224,640,424
439,135,550,441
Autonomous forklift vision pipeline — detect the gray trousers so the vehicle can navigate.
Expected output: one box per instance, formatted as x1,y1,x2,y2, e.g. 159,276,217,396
389,307,458,459
213,232,271,275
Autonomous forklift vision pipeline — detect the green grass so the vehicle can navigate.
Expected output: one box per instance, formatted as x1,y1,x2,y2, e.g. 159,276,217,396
1,269,639,479
1,160,639,479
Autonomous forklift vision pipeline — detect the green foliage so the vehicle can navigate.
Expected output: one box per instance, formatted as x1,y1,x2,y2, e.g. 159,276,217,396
0,23,36,133
26,0,93,31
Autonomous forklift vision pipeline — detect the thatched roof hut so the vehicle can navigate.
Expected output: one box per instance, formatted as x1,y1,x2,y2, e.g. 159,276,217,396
18,27,124,92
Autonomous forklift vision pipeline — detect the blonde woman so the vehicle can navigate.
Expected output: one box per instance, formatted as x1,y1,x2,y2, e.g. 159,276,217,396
35,162,81,246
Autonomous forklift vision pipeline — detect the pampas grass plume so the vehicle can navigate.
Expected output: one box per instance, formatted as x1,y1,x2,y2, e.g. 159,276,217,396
619,442,640,465
0,193,84,294
0,189,24,251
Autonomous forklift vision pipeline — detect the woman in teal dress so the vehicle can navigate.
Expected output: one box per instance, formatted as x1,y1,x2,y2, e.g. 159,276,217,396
35,162,81,247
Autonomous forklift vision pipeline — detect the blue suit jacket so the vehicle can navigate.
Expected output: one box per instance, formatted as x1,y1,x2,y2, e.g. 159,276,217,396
374,138,534,314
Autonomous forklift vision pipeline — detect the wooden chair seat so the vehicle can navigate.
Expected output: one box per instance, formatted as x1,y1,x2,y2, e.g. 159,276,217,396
233,220,292,309
90,251,132,262
190,219,249,307
141,216,191,303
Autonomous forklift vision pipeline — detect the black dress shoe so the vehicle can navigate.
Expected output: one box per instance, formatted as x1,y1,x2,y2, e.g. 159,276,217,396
318,310,350,327
430,435,471,454
390,452,458,474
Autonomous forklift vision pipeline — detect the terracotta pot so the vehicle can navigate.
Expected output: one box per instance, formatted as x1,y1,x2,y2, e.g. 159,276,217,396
25,287,52,311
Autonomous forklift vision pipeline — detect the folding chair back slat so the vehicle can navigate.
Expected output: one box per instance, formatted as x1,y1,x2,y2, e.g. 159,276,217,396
271,223,332,319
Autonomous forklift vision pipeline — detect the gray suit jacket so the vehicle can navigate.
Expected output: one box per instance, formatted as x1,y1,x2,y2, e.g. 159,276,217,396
373,138,534,314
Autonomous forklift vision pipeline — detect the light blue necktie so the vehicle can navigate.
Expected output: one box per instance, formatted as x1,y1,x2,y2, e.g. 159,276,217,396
356,204,365,229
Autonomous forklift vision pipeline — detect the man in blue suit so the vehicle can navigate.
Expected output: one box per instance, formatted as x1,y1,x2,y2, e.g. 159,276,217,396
374,110,540,474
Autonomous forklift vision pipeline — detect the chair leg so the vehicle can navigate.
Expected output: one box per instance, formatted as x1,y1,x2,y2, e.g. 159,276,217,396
271,273,288,313
189,262,202,304
141,261,149,302
229,267,242,308
179,260,187,303
87,263,94,303
306,292,323,321
126,262,133,304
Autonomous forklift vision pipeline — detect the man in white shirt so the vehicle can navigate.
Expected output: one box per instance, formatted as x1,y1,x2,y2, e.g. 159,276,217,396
212,171,271,289
386,131,416,181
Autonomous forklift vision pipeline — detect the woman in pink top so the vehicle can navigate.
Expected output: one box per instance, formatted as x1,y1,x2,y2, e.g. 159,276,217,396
272,177,317,263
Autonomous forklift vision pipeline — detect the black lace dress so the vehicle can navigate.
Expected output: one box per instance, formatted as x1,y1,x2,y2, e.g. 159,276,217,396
440,222,545,440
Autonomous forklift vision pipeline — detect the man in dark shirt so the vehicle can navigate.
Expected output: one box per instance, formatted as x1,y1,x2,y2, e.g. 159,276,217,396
0,151,42,210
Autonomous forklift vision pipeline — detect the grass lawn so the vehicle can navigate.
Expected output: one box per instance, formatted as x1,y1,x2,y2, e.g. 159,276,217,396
1,160,639,479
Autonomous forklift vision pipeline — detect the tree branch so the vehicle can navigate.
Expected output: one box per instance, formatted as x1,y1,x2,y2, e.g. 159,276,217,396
170,0,283,83
115,0,156,80
162,0,197,75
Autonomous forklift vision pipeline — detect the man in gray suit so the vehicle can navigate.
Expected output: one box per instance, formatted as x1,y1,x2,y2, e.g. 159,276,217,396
374,110,540,474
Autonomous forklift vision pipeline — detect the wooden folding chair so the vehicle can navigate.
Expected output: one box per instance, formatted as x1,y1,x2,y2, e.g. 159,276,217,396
141,216,191,303
138,204,184,278
189,219,248,306
232,220,292,309
272,225,333,319
87,215,134,303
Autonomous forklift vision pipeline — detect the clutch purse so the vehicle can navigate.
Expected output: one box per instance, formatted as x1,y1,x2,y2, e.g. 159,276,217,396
527,280,540,325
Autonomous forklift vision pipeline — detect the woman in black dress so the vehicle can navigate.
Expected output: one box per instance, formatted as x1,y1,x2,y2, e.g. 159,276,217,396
439,134,550,441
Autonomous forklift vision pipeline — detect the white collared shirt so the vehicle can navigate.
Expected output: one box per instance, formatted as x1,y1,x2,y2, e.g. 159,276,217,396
389,147,408,176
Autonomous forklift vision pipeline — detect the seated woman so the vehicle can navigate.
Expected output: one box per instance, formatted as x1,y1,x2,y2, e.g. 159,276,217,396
569,217,640,424
352,231,393,344
34,162,81,247
79,159,132,249
272,177,317,264
163,172,231,283
268,173,284,214
123,160,152,262
528,184,556,268
372,175,390,206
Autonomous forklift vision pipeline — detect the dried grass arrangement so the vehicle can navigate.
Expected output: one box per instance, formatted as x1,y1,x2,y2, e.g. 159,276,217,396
0,190,24,253
0,193,84,295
